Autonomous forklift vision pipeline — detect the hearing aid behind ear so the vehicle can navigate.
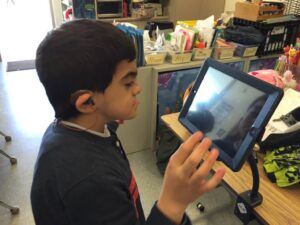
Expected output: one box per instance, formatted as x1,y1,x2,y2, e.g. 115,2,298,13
70,90,94,109
76,93,94,108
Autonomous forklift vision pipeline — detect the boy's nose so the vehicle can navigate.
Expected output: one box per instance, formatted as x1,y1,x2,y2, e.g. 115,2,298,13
134,83,142,95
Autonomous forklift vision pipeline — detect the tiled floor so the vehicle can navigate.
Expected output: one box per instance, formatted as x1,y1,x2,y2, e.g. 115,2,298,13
0,64,253,225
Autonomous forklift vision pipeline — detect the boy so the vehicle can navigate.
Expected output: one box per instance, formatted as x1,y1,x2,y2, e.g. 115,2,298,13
31,19,225,225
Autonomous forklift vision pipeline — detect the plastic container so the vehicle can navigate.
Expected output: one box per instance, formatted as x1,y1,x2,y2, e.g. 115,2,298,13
233,17,300,56
234,43,259,57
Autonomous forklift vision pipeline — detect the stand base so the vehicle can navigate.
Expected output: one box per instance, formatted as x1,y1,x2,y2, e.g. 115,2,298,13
234,191,263,225
240,190,263,207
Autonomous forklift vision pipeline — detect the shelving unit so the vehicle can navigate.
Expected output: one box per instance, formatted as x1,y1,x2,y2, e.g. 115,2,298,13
95,0,123,19
51,0,226,28
117,54,280,154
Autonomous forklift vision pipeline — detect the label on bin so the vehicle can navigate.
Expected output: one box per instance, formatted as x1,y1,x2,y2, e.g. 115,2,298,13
171,53,192,64
193,48,212,60
271,26,285,35
145,54,165,65
243,47,258,57
219,49,234,59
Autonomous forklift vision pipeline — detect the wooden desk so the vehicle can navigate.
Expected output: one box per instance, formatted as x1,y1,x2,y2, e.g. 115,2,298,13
161,112,300,225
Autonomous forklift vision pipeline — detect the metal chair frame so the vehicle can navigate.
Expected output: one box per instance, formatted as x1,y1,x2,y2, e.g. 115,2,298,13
0,130,19,214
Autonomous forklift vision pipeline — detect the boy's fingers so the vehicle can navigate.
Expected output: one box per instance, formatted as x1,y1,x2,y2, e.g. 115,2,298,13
172,132,203,165
181,138,212,176
200,167,226,192
190,148,219,181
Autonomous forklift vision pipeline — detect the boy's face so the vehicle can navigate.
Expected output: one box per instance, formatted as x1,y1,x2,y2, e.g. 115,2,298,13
94,59,141,122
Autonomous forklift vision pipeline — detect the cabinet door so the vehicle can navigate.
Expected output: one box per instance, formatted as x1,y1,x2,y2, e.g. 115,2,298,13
175,0,201,21
167,0,225,23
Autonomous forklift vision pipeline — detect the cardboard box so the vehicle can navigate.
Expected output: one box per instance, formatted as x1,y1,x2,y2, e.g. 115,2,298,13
234,2,285,22
192,48,212,61
168,52,192,64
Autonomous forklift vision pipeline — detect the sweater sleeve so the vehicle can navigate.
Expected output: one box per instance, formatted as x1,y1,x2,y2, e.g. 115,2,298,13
63,174,191,225
146,203,192,225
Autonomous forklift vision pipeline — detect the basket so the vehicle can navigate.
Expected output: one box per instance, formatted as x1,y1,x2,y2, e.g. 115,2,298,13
167,52,192,64
233,17,300,56
285,0,300,15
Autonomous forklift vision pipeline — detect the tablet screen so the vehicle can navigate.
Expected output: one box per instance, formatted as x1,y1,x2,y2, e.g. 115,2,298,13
185,67,267,158
179,58,283,171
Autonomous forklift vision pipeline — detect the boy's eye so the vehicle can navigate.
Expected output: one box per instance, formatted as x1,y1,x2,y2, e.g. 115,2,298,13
125,81,134,87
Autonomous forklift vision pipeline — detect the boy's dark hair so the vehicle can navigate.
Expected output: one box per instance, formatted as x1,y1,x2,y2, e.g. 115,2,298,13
35,19,136,119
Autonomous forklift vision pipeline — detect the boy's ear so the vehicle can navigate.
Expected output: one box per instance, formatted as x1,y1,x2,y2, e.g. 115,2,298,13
75,94,96,113
71,92,96,113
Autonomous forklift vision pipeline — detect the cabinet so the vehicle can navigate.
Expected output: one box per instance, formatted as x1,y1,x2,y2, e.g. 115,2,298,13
163,0,226,24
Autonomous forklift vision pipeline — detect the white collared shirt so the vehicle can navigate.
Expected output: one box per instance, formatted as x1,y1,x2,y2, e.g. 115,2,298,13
60,120,111,138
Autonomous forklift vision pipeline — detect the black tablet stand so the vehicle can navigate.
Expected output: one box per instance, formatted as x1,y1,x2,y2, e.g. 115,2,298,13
240,153,263,206
196,130,266,224
234,130,265,224
196,150,263,222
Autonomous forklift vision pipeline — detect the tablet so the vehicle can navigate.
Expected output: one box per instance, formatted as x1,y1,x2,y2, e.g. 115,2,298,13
179,58,283,171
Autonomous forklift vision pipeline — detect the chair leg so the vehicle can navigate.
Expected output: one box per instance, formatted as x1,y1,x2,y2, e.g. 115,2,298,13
0,149,17,164
0,131,12,142
0,200,19,215
0,130,16,164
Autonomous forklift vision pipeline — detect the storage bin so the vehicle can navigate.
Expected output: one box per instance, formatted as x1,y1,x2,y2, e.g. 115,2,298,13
167,52,192,64
192,48,212,61
212,39,236,60
213,47,235,59
233,17,300,56
144,53,166,65
234,43,258,57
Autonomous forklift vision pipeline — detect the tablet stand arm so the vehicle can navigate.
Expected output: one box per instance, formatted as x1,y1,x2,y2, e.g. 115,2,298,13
245,153,263,205
234,153,263,224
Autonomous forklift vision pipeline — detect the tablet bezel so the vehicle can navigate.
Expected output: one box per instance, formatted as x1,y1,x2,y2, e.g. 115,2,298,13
178,58,283,171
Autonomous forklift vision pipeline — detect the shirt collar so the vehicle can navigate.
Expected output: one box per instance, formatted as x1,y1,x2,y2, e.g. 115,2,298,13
59,120,111,138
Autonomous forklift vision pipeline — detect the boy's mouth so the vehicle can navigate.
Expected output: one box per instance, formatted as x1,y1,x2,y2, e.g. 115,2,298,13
133,99,140,107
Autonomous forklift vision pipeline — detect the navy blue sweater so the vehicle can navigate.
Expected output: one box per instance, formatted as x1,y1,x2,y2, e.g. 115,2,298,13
31,121,191,225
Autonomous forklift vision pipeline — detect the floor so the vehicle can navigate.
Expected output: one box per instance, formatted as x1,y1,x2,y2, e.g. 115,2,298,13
0,64,257,225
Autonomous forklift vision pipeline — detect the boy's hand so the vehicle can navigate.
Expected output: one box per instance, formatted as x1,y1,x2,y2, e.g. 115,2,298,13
157,131,226,224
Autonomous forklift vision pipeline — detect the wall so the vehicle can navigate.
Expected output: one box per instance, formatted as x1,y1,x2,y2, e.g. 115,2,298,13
224,0,243,12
